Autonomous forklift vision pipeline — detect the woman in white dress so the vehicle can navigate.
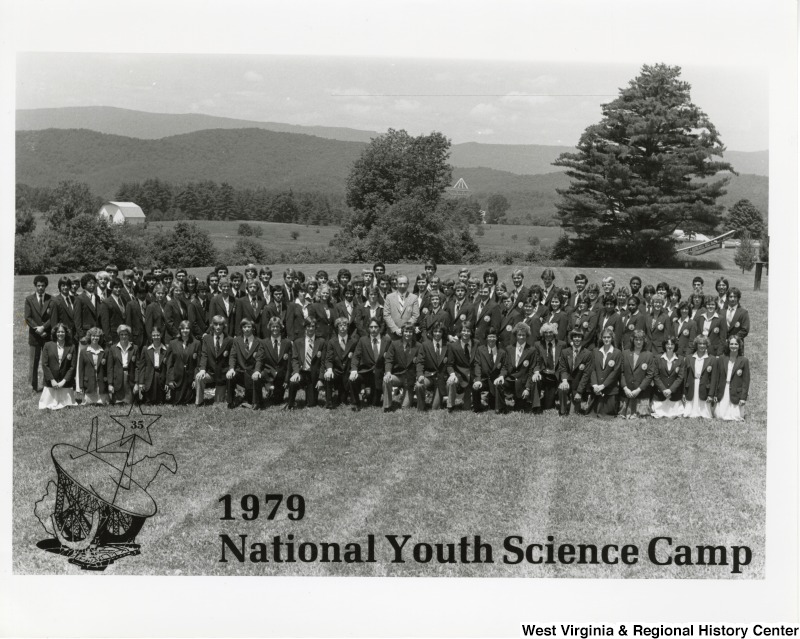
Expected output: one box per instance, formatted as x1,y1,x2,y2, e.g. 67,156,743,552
39,323,77,410
651,337,685,418
76,327,109,405
682,335,717,419
714,336,749,421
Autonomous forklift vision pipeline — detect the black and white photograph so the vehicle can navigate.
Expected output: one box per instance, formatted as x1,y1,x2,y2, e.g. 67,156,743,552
0,0,796,636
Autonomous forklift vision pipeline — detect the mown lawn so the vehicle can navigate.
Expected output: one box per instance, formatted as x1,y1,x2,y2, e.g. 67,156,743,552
12,265,767,577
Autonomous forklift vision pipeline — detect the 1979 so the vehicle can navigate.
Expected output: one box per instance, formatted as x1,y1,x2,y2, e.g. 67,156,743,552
219,494,305,521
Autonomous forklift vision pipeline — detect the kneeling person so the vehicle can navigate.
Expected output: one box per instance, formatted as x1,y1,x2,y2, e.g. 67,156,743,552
556,330,592,415
383,323,422,411
195,315,234,406
323,317,358,409
287,318,326,409
225,318,264,409
415,322,448,411
261,316,292,407
472,328,507,413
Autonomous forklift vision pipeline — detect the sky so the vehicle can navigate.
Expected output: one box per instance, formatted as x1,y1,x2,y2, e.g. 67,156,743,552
16,53,768,151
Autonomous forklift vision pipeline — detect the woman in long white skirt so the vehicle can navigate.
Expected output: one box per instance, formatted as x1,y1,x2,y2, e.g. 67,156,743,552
39,323,77,410
651,338,685,418
714,336,749,421
682,335,716,419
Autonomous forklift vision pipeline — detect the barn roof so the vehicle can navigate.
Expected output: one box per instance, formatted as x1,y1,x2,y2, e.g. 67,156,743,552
105,201,146,218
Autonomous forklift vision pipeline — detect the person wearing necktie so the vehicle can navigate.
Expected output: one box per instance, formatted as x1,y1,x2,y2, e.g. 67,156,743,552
287,318,325,409
226,318,264,409
25,275,52,392
50,276,77,340
349,318,388,410
322,317,357,409
526,322,562,412
383,323,420,412
415,322,449,411
556,329,592,415
472,328,507,413
196,315,234,407
503,322,534,411
445,323,476,412
100,278,127,346
723,287,750,354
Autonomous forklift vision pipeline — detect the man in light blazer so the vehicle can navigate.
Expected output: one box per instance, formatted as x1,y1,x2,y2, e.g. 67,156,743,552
383,275,420,339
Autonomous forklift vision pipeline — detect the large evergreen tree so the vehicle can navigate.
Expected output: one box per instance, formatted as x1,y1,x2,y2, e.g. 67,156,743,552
554,64,733,265
727,198,765,238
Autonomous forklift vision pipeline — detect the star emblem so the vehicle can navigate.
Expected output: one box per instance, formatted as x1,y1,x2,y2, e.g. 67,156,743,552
110,403,162,446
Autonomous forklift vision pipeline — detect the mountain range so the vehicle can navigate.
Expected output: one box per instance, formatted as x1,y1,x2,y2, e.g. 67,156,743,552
15,107,769,220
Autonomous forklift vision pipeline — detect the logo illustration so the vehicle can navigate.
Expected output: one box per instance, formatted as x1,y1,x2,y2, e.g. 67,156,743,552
34,404,177,570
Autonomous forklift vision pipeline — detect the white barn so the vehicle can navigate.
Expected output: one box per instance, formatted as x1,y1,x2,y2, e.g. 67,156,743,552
98,201,146,225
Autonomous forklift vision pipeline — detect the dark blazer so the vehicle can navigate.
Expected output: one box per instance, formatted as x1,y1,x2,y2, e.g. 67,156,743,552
653,355,685,400
333,301,359,337
571,311,596,350
164,297,190,339
714,355,750,404
167,338,201,388
283,301,306,341
498,307,524,348
620,349,656,392
646,310,673,353
144,301,169,343
589,347,623,395
100,295,127,345
473,300,501,345
540,310,570,343
25,292,53,346
444,298,474,339
472,345,508,387
50,294,76,338
126,298,149,349
556,346,592,395
41,342,77,387
384,340,422,387
198,333,234,385
684,354,718,401
188,297,211,339
673,316,698,357
446,339,477,382
532,339,565,376
723,307,750,342
418,307,451,342
136,343,169,392
324,335,359,376
290,335,327,379
106,342,138,391
416,339,449,382
620,311,648,350
228,336,264,374
308,302,336,341
351,334,392,374
504,343,536,382
261,336,292,384
78,347,107,394
209,294,237,337
509,285,530,309
595,312,624,349
522,312,543,347
354,303,385,338
695,312,727,356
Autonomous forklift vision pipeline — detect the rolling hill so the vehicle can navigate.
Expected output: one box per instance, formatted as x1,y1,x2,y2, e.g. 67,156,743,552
15,127,769,221
16,106,769,177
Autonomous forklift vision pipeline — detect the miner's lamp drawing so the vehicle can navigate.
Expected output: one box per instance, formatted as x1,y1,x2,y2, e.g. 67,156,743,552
35,405,177,570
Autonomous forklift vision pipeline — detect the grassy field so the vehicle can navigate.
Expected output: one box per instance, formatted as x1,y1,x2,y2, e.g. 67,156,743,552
12,264,767,577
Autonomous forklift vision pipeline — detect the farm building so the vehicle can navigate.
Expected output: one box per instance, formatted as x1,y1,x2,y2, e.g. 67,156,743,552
98,201,146,225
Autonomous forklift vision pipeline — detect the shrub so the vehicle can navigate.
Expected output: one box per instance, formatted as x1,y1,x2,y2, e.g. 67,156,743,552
153,222,217,267
290,231,300,241
222,238,270,265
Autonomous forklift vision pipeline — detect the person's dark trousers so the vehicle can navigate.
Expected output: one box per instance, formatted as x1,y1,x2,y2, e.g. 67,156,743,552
287,370,318,408
29,344,43,391
540,374,559,411
349,372,381,408
557,386,581,416
325,374,350,409
226,372,263,409
266,380,286,407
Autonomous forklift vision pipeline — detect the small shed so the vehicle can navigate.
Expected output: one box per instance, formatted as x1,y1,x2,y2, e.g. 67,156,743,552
98,201,146,225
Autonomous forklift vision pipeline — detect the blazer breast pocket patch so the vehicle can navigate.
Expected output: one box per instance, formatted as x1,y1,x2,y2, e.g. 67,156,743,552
641,363,647,370
707,365,713,373
522,360,529,367
714,327,720,333
608,359,615,367
736,369,743,376
283,353,288,360
579,364,585,370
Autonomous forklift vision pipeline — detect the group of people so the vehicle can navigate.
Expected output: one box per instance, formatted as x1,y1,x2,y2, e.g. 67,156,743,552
24,261,752,420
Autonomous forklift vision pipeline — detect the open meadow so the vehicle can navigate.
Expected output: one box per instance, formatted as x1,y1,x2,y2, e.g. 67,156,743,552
11,261,768,577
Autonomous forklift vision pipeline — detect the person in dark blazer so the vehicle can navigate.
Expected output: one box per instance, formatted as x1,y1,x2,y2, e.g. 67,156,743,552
50,276,77,339
164,283,190,341
509,269,529,310
444,283,474,342
673,301,698,357
722,288,750,355
259,316,292,408
683,335,717,419
620,296,648,351
651,337,685,418
100,278,128,346
619,330,656,418
445,323,477,411
570,297,596,352
473,283,501,346
188,283,211,340
383,323,422,411
556,329,593,416
126,283,150,351
646,294,673,354
322,317,359,409
39,323,77,410
540,292,570,343
334,285,359,338
76,326,108,405
570,274,589,311
354,287,385,338
25,275,53,391
471,328,507,413
145,284,169,344
279,286,306,341
521,297,544,347
195,315,234,407
308,285,337,341
209,278,237,337
287,317,326,409
540,268,558,308
166,320,201,405
525,322,565,412
588,327,623,417
695,295,726,356
497,292,524,349
135,326,169,405
502,322,536,412
713,335,750,421
106,324,138,405
595,294,624,349
418,291,451,343
414,322,449,411
226,318,265,409
349,318,392,410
